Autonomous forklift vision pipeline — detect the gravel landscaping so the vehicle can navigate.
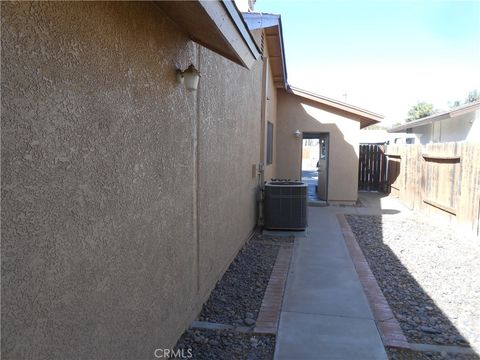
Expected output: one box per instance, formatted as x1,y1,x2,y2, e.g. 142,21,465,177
198,235,290,326
386,347,479,360
346,214,480,353
174,234,293,359
174,328,275,360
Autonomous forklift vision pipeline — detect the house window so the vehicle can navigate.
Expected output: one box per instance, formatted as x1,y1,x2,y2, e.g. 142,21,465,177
267,122,273,165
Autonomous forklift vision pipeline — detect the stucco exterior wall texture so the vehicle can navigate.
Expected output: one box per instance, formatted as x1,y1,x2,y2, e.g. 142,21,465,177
276,89,360,202
1,2,261,359
264,58,278,181
250,28,278,181
197,46,262,299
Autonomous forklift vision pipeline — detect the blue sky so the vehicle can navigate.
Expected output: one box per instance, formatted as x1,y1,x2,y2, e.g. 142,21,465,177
255,0,480,124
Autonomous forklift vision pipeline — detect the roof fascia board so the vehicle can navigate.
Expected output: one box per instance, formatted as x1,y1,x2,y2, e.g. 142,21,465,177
389,115,448,132
198,0,260,68
156,1,260,69
449,101,480,117
243,13,280,30
288,86,384,126
389,101,480,133
221,1,261,61
276,16,288,88
243,13,287,88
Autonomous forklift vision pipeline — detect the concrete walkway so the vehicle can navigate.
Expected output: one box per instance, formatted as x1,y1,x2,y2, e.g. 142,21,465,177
274,193,410,360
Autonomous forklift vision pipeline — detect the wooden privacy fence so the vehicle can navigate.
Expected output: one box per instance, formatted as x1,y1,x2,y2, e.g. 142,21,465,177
385,142,480,237
358,144,387,191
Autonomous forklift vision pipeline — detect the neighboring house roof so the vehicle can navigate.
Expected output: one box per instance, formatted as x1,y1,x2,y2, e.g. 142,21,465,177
287,86,384,128
243,12,287,88
156,0,261,69
389,100,480,133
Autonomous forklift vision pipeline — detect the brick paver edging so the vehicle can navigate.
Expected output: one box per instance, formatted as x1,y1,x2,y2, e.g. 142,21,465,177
254,244,293,335
337,214,410,349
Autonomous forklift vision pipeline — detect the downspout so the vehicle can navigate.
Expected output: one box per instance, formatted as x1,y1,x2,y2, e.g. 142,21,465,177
257,55,268,227
194,45,201,293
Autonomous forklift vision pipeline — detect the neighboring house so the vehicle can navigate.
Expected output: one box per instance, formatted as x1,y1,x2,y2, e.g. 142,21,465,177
388,133,421,145
2,1,382,359
389,101,480,145
358,130,418,145
358,129,391,144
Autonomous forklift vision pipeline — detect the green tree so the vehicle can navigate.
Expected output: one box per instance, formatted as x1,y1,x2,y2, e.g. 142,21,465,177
407,102,434,122
364,123,388,130
391,122,402,128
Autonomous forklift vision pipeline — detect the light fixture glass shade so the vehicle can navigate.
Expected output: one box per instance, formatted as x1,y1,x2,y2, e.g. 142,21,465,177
294,129,302,138
183,64,200,91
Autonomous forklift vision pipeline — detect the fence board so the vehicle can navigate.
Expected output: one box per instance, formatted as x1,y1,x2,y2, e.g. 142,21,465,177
385,142,480,238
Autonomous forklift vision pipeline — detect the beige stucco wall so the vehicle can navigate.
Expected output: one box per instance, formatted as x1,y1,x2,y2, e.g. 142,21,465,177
1,2,261,359
250,29,278,181
197,46,262,299
264,58,278,181
276,89,360,202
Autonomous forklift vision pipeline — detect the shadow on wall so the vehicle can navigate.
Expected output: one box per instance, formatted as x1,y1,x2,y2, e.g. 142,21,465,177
276,90,359,203
347,193,479,358
385,156,401,196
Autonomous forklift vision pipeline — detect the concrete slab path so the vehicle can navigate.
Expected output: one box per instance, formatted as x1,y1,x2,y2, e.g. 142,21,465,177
274,193,410,360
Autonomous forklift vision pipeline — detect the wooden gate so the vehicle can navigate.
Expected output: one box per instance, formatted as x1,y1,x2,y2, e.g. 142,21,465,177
358,144,387,191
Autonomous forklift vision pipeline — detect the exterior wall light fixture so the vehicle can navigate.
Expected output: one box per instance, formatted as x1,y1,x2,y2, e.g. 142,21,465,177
176,64,201,91
294,129,302,139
